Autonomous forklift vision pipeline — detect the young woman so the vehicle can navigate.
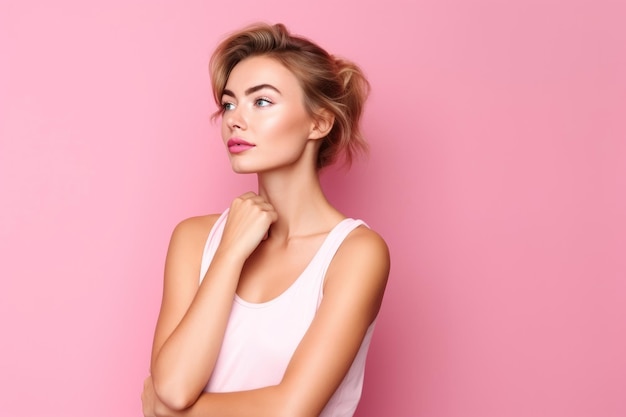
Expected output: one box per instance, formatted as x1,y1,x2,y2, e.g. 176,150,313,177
141,23,390,417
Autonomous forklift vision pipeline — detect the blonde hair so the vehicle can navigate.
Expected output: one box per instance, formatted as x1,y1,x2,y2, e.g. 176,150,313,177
209,23,370,169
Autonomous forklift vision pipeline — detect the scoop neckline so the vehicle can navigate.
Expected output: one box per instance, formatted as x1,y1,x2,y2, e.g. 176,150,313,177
233,217,353,309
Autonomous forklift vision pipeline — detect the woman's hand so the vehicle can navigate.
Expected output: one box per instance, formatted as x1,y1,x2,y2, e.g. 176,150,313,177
141,375,157,417
218,192,278,262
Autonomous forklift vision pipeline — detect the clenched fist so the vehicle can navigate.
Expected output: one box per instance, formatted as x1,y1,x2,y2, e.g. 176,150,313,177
217,192,278,262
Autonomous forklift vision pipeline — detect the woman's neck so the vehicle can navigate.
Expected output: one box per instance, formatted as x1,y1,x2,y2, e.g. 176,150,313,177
256,168,342,241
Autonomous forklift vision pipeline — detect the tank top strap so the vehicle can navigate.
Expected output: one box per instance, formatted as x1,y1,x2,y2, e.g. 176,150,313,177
309,218,368,303
199,209,230,283
317,218,368,267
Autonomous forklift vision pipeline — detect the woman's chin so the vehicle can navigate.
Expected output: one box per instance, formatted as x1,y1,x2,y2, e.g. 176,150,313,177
232,168,255,174
229,162,259,174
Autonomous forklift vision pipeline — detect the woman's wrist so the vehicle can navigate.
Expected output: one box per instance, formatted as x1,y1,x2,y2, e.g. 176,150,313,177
212,246,248,271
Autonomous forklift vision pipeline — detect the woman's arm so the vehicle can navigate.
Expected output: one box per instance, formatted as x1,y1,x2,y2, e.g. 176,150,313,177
150,194,278,410
145,225,390,417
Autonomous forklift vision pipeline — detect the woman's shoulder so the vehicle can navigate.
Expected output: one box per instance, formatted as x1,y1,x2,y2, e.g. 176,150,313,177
341,223,390,268
174,213,222,234
326,220,390,288
168,213,223,252
322,221,390,322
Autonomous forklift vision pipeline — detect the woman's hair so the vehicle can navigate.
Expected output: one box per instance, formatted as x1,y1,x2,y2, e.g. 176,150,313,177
209,23,370,169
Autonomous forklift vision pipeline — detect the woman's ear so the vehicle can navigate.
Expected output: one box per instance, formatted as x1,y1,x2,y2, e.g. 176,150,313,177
309,109,335,140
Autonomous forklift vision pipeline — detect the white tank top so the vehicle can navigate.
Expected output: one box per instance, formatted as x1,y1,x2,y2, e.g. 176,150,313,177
200,209,376,417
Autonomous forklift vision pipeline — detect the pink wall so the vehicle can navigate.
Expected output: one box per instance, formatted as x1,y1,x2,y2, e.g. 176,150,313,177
1,1,625,416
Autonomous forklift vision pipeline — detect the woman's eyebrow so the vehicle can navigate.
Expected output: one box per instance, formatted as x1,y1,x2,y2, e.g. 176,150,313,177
222,84,282,98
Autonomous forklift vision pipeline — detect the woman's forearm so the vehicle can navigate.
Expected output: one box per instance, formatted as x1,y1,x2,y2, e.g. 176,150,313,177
152,250,245,410
157,385,307,417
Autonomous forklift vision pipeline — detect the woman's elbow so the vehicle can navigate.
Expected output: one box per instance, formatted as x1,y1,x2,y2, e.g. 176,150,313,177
152,373,199,411
273,386,322,417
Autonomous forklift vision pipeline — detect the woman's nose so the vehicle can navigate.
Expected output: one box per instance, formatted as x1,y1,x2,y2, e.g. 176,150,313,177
226,107,247,130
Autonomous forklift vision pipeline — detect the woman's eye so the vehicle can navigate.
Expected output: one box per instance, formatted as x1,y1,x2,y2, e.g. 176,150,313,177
221,102,235,111
255,98,272,107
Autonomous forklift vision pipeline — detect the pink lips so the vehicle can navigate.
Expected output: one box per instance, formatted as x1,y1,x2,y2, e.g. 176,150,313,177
227,138,255,154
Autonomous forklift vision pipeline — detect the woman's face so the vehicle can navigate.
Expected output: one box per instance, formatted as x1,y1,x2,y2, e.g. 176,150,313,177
220,55,319,174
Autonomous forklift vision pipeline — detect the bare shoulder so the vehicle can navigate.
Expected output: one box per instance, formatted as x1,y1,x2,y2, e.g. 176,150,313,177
325,224,390,294
345,225,389,257
165,213,223,275
170,213,222,245
336,225,390,274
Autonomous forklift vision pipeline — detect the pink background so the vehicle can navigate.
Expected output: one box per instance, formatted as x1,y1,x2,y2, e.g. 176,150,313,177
1,1,625,416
